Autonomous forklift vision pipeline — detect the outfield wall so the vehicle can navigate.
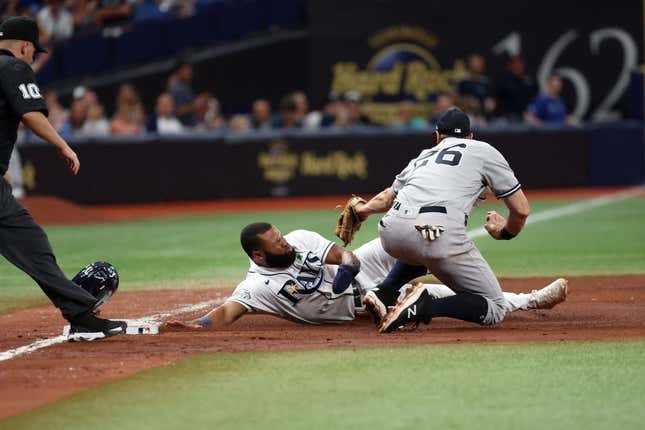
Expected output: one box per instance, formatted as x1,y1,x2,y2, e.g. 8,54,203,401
17,123,645,204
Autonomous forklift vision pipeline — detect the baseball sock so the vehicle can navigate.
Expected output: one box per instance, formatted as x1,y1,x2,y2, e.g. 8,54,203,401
418,293,489,324
376,261,427,305
503,292,532,311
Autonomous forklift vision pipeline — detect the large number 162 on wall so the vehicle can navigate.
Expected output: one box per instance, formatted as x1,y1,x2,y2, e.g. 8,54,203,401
493,28,639,121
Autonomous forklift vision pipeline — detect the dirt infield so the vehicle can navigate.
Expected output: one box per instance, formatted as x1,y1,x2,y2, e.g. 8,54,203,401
1,275,644,419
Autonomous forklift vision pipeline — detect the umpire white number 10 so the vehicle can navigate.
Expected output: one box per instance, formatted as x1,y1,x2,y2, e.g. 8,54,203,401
18,83,42,99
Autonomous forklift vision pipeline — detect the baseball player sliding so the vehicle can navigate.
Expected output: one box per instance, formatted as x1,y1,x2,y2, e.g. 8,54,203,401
164,223,566,331
337,107,567,333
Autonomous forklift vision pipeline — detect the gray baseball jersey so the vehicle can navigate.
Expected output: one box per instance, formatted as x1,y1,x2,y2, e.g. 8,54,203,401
379,136,523,325
226,232,395,324
392,137,520,215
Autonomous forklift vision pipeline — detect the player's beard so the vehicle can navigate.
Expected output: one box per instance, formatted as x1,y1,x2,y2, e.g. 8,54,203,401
264,249,296,269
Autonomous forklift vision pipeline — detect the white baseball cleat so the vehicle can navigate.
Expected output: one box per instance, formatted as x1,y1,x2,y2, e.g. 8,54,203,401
530,278,568,310
363,289,388,325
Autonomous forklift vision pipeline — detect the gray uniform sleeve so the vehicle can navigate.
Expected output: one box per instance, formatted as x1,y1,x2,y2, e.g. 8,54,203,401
0,60,48,117
391,157,417,194
482,145,521,199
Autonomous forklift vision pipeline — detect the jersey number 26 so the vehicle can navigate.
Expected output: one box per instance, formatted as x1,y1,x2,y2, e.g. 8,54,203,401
415,143,467,168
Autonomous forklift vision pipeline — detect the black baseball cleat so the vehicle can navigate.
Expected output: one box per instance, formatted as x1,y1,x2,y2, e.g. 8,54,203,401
379,283,431,333
67,312,127,342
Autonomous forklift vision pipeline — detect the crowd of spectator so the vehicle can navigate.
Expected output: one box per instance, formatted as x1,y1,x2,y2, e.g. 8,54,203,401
447,53,575,127
23,52,572,140
18,60,227,140
1,0,197,44
1,3,578,135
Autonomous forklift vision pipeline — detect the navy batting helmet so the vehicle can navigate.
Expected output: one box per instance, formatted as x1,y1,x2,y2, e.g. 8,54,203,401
72,262,120,310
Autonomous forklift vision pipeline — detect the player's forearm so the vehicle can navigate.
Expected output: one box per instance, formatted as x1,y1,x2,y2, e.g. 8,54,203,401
504,211,528,236
356,188,395,219
196,305,239,330
22,111,69,150
332,251,361,294
503,191,530,236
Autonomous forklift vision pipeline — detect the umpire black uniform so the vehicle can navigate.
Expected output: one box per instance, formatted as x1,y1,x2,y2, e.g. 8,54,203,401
0,17,98,320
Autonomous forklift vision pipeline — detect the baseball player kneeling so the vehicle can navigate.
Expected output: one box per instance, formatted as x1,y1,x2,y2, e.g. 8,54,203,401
346,107,567,333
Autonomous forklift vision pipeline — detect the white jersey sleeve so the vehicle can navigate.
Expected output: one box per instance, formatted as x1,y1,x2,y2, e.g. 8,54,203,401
481,145,521,199
353,238,397,289
227,279,271,312
285,229,335,263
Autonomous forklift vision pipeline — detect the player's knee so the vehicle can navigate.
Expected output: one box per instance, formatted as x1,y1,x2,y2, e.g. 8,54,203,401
481,297,506,326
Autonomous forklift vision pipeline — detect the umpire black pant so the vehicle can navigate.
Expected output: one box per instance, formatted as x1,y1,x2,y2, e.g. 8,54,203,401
0,178,96,319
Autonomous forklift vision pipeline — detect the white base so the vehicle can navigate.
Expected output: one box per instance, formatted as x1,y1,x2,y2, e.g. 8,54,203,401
62,319,159,337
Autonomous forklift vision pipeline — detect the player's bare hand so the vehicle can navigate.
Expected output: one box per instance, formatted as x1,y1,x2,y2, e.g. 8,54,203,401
161,320,205,332
58,146,80,175
485,210,506,240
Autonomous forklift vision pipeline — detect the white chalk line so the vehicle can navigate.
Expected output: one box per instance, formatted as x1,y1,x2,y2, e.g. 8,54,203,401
1,186,643,363
0,298,224,362
467,186,645,239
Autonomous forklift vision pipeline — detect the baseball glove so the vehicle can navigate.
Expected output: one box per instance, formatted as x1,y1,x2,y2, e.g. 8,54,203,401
335,195,366,246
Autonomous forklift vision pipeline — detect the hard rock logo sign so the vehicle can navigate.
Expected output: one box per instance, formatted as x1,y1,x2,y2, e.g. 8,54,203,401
330,25,468,125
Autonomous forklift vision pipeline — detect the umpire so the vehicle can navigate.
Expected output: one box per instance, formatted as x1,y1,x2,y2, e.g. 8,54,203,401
0,17,126,340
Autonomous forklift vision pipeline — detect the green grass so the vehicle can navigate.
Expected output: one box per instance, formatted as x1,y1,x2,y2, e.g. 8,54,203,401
475,197,645,277
3,341,645,430
1,197,644,313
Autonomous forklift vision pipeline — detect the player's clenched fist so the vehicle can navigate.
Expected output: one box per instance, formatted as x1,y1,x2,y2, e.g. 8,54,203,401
484,210,507,240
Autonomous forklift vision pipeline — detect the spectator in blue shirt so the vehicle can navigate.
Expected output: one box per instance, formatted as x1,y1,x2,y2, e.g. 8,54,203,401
525,74,571,124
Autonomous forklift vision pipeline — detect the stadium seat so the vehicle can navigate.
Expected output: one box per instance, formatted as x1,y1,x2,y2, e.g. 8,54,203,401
114,21,167,67
61,35,110,77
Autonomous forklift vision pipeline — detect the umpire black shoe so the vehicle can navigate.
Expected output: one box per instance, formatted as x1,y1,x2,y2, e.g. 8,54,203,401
67,312,127,342
379,283,431,333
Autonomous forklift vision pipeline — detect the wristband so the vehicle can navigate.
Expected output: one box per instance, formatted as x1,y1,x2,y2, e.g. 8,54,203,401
342,259,360,275
196,316,213,329
332,261,360,294
500,227,516,240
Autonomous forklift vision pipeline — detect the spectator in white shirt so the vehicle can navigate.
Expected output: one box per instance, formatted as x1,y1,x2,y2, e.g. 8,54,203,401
148,93,184,134
228,114,251,133
37,0,74,43
80,104,110,137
